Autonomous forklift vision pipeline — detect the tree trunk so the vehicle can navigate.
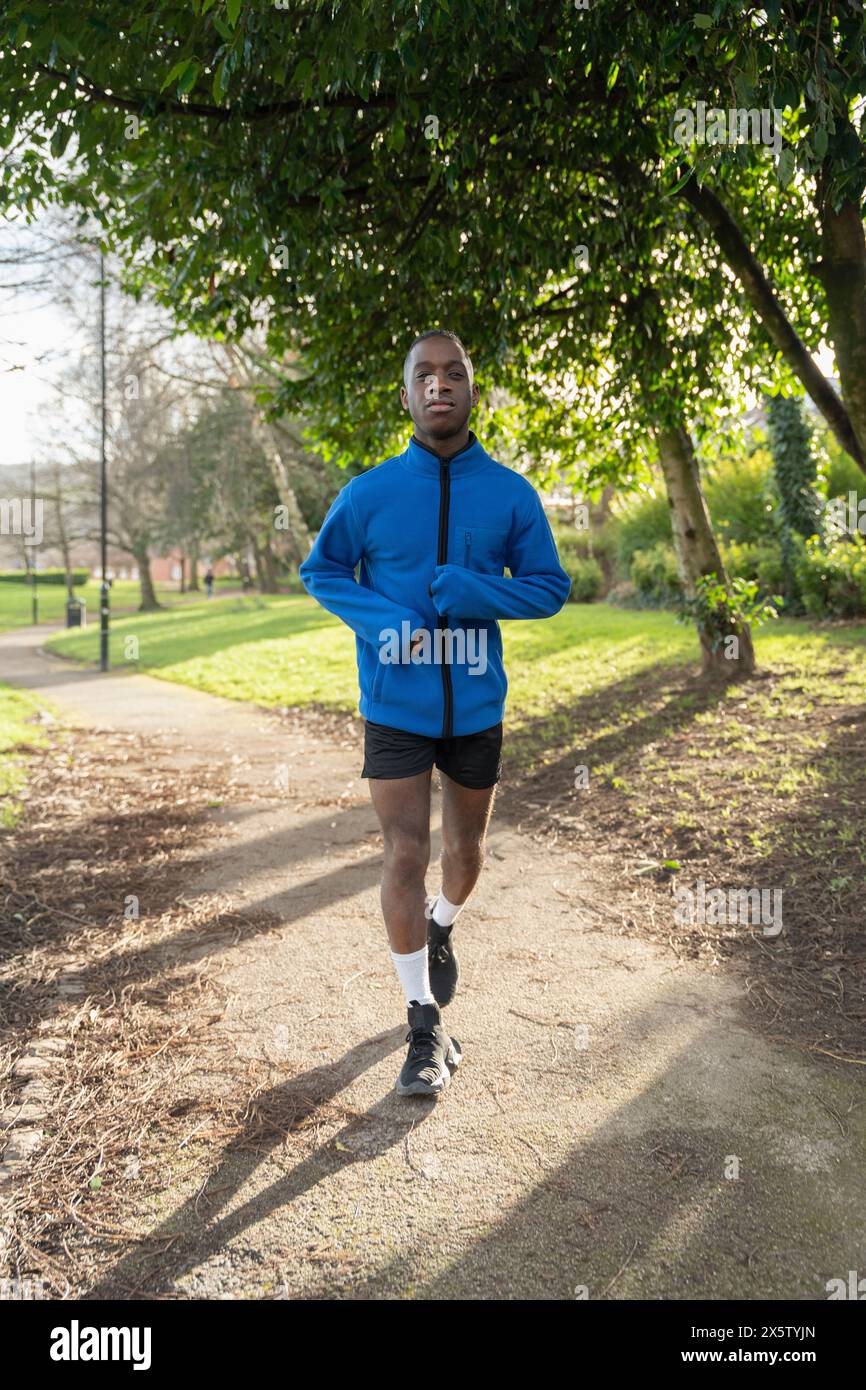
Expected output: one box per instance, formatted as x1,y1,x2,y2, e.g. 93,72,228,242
251,534,279,593
654,423,756,676
188,539,200,591
133,544,161,611
178,548,186,593
816,175,866,467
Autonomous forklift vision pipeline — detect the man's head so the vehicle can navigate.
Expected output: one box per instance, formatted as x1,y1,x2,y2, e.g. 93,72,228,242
400,329,479,446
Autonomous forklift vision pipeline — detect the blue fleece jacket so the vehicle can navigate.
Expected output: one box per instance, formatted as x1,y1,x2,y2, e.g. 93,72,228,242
298,430,572,737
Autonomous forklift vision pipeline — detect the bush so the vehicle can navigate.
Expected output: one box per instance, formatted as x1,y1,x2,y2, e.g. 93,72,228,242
821,433,864,504
561,554,603,602
0,568,88,586
630,542,682,606
614,492,672,573
703,447,778,542
794,535,866,618
552,518,618,589
720,540,786,598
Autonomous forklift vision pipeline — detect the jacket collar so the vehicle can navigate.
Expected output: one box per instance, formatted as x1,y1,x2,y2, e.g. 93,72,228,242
401,429,491,478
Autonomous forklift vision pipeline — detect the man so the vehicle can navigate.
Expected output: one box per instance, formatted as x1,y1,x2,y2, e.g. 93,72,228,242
299,330,571,1098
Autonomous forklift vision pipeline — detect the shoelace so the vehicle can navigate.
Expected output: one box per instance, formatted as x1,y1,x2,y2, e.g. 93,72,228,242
428,940,451,968
406,1026,438,1055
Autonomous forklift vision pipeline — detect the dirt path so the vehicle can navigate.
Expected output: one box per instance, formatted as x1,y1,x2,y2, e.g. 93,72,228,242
2,624,864,1300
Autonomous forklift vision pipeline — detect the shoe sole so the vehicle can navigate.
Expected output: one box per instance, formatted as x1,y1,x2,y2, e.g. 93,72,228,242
395,1038,463,1097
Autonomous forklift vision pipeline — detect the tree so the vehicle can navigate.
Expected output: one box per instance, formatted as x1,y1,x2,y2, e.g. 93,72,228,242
2,0,861,669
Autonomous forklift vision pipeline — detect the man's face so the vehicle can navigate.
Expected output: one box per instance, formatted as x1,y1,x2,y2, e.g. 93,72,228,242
400,337,479,441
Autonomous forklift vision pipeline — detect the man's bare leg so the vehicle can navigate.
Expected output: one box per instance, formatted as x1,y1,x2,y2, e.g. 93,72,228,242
437,772,498,911
367,768,432,953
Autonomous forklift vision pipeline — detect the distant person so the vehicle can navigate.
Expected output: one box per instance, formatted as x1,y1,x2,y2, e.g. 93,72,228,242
204,568,215,599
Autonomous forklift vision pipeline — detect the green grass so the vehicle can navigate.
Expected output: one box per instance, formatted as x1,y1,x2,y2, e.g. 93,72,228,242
0,682,53,828
43,591,866,732
44,593,705,715
0,577,241,632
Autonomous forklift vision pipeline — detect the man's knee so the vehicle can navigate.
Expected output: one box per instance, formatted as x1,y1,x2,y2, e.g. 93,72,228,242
383,826,430,876
442,839,485,877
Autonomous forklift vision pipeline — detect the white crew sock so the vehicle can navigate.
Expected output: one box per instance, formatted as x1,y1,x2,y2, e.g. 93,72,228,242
428,890,465,928
390,943,435,1007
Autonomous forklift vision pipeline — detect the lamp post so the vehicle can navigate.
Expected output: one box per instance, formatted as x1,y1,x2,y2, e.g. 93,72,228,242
99,248,109,672
30,457,38,625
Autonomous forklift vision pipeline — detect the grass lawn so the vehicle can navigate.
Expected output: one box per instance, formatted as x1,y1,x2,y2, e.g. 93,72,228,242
44,591,707,715
31,591,866,1056
0,682,55,828
0,577,241,632
42,588,866,875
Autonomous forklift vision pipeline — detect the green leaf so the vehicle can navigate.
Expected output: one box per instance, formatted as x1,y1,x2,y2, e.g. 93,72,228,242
666,165,695,197
89,1175,103,1190
226,0,243,27
293,57,313,87
212,57,228,101
693,13,713,28
178,61,200,95
160,58,193,94
50,125,72,159
606,61,619,92
777,147,795,187
812,126,828,159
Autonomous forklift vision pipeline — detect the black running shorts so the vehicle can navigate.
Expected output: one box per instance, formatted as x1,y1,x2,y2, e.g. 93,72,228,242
361,719,503,789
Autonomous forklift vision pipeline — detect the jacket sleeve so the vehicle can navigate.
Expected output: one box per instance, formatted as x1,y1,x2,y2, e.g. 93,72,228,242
429,490,572,620
299,479,427,646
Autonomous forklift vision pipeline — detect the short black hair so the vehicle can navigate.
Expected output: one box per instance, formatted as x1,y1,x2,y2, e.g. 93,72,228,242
402,328,474,388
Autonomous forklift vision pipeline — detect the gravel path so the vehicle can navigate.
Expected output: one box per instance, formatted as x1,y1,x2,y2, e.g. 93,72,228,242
2,624,864,1301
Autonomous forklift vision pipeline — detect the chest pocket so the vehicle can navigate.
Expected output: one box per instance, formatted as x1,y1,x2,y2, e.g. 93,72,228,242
453,524,509,572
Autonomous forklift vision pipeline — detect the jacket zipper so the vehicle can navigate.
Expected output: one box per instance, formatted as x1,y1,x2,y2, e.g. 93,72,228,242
437,457,453,739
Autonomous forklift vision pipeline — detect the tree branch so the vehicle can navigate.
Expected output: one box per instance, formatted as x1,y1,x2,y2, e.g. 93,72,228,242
679,174,864,468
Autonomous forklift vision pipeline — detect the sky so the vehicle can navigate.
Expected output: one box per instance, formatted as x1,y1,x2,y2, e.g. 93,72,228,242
0,293,84,469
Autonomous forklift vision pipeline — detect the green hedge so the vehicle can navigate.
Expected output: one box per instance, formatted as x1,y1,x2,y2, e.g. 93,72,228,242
0,569,88,586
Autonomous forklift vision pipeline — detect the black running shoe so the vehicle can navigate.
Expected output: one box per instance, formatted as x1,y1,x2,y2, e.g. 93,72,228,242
426,896,460,1007
396,1000,462,1097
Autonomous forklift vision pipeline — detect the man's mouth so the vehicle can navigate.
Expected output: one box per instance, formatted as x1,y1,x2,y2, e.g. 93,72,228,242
427,400,454,411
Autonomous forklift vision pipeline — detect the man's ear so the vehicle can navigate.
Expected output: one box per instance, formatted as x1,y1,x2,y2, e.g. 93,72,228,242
400,385,409,411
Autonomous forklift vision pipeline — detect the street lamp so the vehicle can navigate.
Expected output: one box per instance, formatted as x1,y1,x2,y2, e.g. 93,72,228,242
99,248,109,672
30,457,38,625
